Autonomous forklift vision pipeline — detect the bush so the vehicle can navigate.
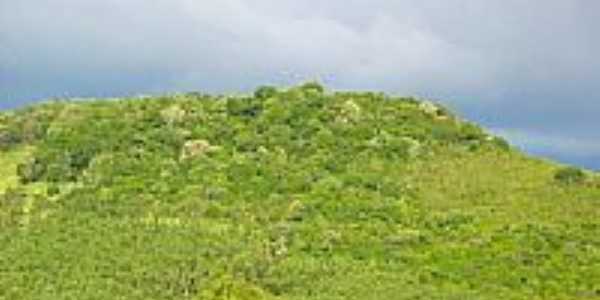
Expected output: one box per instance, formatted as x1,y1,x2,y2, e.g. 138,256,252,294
17,148,97,183
254,86,278,100
554,166,586,185
0,128,22,150
299,81,325,94
17,158,46,184
227,98,262,118
458,123,486,142
490,136,511,151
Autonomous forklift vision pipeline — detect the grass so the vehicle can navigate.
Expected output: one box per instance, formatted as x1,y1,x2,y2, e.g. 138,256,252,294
0,145,33,193
0,83,599,299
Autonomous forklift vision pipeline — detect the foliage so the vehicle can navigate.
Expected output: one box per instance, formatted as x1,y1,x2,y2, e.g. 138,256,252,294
0,127,21,150
554,166,587,185
0,187,26,227
299,81,325,94
0,85,598,300
254,86,278,100
490,135,511,151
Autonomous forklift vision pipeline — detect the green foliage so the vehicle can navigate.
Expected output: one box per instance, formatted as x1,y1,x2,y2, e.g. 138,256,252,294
254,86,278,100
0,103,63,151
0,85,598,300
16,158,46,183
490,135,511,151
554,166,587,185
299,81,325,94
0,187,25,227
197,275,276,300
0,146,33,193
0,127,21,150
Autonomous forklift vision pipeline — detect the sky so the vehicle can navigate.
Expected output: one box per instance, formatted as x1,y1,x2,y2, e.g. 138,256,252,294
1,0,599,169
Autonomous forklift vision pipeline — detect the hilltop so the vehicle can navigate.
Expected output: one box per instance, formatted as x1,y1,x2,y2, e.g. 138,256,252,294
1,83,599,300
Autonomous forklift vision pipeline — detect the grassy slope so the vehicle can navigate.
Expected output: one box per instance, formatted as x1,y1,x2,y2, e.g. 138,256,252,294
0,84,599,300
0,146,30,193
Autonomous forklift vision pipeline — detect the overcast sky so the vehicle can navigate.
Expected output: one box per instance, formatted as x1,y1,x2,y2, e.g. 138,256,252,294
1,0,599,169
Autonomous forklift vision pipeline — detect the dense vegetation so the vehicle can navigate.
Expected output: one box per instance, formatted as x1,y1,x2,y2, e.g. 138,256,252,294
1,83,599,299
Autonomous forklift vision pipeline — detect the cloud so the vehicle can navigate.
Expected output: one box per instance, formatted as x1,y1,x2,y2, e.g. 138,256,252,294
1,0,599,168
0,1,499,94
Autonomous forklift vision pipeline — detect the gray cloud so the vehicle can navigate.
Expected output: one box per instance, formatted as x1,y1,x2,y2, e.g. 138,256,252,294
1,0,599,168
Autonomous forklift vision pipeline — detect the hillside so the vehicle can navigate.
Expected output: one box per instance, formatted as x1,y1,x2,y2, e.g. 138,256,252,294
1,83,599,300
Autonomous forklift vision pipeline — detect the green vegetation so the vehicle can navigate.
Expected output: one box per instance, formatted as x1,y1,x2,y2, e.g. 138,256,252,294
554,166,587,185
1,84,599,299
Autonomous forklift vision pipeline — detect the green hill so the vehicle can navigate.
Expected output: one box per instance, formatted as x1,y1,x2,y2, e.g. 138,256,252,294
1,83,599,300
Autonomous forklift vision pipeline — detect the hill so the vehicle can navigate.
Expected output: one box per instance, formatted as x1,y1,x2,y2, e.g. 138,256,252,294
1,83,599,300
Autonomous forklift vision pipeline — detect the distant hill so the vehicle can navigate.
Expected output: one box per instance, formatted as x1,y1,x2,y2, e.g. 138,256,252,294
1,83,599,300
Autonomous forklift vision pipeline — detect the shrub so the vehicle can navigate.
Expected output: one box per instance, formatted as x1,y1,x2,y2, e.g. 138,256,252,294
17,148,98,183
45,149,96,182
227,98,262,118
0,128,22,150
554,166,586,185
160,105,187,125
254,86,278,100
490,136,511,151
299,81,325,94
17,158,46,184
458,123,485,142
